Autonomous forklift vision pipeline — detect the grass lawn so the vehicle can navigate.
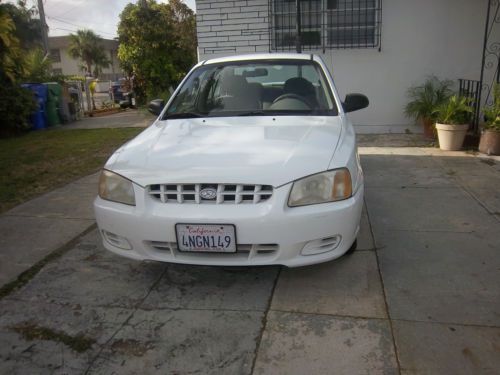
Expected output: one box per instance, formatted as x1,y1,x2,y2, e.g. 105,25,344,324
0,128,143,213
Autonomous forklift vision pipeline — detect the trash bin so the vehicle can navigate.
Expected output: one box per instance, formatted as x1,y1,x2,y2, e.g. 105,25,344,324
21,83,48,130
126,91,136,108
45,82,62,126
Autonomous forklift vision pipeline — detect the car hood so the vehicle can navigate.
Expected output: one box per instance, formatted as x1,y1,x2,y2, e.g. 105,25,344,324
106,116,343,187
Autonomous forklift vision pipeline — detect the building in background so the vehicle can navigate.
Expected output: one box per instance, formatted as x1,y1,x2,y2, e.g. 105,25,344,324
195,0,496,134
48,36,122,81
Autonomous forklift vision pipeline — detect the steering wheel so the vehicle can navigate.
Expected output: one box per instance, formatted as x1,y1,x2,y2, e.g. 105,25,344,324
271,93,312,109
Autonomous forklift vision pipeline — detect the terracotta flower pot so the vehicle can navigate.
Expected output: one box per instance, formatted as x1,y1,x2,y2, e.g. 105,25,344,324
422,118,436,139
435,123,468,151
479,129,500,155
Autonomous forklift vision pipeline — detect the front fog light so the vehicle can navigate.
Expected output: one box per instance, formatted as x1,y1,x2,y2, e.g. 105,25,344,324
102,230,132,250
98,170,136,206
301,235,342,255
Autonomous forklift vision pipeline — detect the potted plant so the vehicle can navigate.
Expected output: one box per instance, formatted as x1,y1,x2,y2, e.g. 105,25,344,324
404,76,453,139
479,85,500,155
434,95,473,151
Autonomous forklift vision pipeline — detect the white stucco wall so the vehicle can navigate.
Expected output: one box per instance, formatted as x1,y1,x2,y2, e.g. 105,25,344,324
196,0,489,133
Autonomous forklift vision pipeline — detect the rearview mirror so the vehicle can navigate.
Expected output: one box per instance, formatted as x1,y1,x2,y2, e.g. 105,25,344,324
148,99,165,116
243,68,268,77
342,94,369,113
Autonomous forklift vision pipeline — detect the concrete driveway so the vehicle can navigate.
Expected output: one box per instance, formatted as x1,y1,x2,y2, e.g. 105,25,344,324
0,146,499,374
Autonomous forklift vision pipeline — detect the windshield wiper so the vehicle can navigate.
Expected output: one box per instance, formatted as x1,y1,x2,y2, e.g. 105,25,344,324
237,110,315,116
164,112,205,119
237,111,267,116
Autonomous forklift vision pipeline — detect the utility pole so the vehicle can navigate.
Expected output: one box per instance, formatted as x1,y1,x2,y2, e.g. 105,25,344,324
295,0,302,53
37,0,50,55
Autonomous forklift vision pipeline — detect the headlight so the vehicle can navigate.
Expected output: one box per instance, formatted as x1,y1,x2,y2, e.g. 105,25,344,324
98,170,136,206
288,168,352,207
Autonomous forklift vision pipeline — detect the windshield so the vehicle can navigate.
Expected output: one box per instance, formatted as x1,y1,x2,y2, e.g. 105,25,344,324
163,60,338,119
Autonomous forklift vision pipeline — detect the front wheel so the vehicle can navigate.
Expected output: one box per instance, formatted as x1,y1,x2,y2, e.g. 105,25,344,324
345,239,357,255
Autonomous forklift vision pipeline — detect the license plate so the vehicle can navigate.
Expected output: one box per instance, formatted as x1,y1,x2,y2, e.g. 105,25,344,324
175,224,237,253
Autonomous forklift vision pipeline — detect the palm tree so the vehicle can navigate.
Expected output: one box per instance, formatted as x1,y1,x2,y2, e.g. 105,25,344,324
0,8,25,82
24,48,52,81
68,29,110,77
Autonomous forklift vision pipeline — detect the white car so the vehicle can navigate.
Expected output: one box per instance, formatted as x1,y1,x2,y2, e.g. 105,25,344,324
94,53,368,267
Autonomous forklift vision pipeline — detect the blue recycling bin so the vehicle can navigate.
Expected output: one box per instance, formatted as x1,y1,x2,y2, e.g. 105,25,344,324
21,83,48,130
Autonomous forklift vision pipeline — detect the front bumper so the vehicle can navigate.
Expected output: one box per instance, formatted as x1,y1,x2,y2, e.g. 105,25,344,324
94,183,364,267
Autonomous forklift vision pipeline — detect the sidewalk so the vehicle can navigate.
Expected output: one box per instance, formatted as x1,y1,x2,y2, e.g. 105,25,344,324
64,109,155,129
0,173,99,287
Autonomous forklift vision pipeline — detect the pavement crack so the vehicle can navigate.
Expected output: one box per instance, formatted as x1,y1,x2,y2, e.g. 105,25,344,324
364,196,402,375
0,224,97,300
269,309,389,321
391,317,500,330
83,264,168,374
431,156,500,224
250,266,281,375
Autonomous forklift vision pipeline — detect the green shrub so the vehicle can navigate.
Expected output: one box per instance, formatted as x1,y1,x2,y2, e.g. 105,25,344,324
404,76,454,122
433,95,473,125
483,84,500,132
0,83,36,137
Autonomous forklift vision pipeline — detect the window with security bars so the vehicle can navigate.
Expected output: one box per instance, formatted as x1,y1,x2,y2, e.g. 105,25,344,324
50,49,61,62
271,0,382,51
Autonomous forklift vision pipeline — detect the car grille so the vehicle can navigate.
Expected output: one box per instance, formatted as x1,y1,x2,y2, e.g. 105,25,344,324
148,184,273,204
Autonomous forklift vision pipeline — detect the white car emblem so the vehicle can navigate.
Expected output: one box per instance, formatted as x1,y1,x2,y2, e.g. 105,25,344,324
200,188,217,200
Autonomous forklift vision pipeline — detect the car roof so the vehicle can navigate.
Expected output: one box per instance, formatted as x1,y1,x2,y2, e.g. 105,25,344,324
201,53,316,65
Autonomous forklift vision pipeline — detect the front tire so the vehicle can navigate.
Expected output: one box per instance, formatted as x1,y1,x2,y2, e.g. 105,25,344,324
345,239,357,255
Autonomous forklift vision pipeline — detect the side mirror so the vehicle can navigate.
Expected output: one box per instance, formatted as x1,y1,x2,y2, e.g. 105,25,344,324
148,99,165,116
342,93,369,113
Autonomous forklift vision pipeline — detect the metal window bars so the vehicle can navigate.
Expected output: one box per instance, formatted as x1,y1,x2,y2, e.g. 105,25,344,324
270,0,382,51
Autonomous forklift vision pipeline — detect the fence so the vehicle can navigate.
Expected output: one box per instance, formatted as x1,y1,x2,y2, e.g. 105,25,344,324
458,79,481,134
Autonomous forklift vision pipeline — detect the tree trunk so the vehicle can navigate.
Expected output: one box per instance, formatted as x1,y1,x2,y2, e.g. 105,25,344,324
86,60,92,77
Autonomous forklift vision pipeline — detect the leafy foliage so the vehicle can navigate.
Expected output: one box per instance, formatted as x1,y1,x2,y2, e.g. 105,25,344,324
433,95,473,125
1,0,42,49
117,0,197,102
0,4,35,137
404,76,454,122
483,84,500,132
0,83,36,137
68,29,111,77
0,6,26,83
23,48,53,82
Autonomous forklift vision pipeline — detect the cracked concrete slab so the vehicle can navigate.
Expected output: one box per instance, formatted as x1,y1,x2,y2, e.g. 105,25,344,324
376,230,500,326
0,300,129,375
87,309,264,375
463,187,500,217
0,216,94,286
357,204,375,250
141,264,279,311
271,252,386,318
0,299,129,345
394,320,500,375
5,182,97,220
253,311,398,375
361,154,455,188
365,186,499,234
8,232,166,308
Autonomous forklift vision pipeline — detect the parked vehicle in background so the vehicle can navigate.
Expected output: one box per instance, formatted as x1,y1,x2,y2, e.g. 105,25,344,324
94,53,368,267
